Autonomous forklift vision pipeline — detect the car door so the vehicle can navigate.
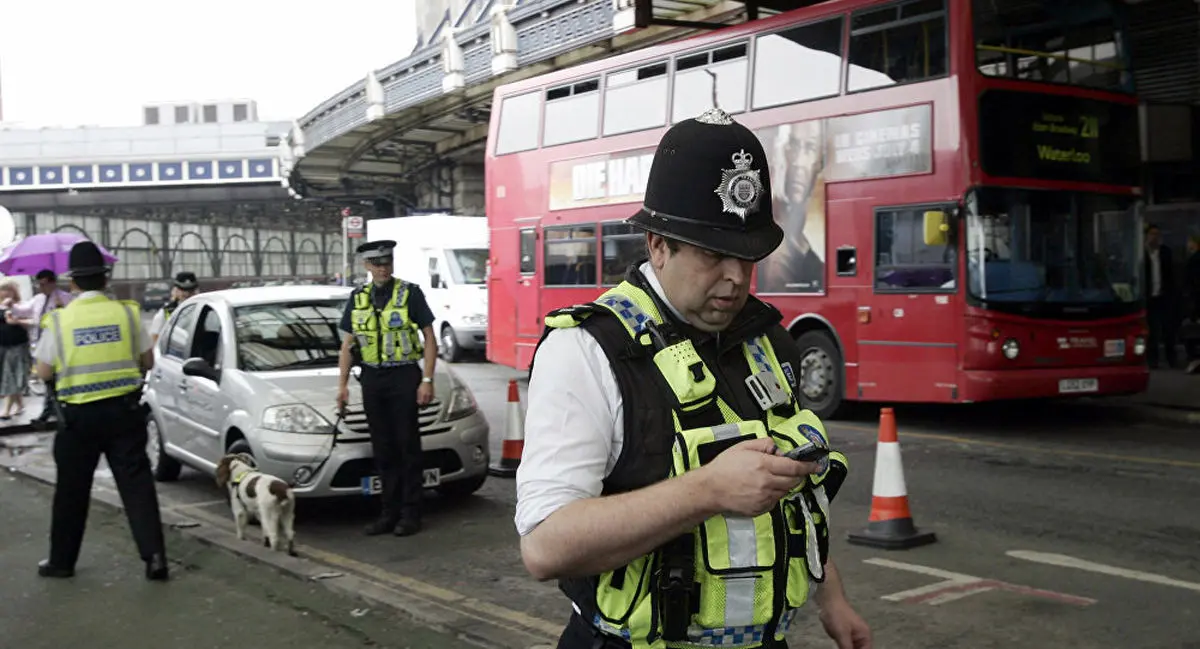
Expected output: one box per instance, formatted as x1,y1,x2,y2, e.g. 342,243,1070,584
177,304,232,462
151,302,203,460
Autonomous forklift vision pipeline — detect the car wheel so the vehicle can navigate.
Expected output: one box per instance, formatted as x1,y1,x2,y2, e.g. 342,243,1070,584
147,414,182,482
227,438,254,458
793,330,846,420
435,473,486,499
440,324,463,362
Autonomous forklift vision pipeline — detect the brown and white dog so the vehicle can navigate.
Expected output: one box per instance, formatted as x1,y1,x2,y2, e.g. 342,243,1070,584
215,453,297,557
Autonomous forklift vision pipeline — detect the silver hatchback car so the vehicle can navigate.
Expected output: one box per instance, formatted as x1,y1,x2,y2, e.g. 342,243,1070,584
143,285,491,499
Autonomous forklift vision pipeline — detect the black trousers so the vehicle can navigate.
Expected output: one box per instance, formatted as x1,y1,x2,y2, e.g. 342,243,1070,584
50,394,165,568
360,364,424,520
556,613,790,649
1146,296,1179,367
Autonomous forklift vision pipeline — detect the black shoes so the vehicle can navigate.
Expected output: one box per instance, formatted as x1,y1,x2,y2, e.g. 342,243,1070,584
37,559,74,579
364,516,398,536
145,553,169,581
364,510,422,537
394,518,421,537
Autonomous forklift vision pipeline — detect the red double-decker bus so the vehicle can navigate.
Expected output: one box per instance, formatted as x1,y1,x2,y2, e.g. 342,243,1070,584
484,0,1149,417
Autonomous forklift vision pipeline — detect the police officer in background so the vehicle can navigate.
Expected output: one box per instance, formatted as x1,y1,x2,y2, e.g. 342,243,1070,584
34,241,168,581
515,109,871,648
337,239,438,537
149,271,199,346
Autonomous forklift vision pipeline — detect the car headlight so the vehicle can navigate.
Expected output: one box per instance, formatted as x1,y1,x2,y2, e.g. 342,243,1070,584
1002,338,1020,360
261,404,330,434
462,313,487,326
444,385,478,421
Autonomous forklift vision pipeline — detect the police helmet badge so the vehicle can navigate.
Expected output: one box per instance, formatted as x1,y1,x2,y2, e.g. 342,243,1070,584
796,423,830,475
388,311,403,327
715,148,764,221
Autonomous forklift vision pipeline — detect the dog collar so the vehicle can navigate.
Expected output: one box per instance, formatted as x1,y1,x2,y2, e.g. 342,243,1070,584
231,469,251,486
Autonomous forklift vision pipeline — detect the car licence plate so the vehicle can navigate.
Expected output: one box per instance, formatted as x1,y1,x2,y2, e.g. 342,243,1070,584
361,469,442,495
1058,378,1098,394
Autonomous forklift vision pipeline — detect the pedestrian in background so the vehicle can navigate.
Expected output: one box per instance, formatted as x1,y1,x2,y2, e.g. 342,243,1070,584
337,239,438,537
0,280,31,420
34,241,167,581
7,269,73,426
149,271,199,347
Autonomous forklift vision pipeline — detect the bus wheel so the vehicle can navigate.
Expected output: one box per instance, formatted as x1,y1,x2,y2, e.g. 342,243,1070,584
793,330,844,420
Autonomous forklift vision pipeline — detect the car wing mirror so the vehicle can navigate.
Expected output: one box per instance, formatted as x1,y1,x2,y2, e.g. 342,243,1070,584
182,357,221,384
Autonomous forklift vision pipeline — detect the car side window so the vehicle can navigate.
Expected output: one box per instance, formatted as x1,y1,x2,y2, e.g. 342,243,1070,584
164,304,199,360
190,307,223,370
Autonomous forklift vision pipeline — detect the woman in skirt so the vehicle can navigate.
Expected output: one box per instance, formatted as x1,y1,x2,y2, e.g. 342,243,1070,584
0,281,32,421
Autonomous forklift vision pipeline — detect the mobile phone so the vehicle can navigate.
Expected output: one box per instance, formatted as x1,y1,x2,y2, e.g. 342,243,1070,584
783,445,830,463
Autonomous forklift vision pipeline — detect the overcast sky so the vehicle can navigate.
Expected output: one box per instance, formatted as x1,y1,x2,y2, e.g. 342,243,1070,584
0,0,417,128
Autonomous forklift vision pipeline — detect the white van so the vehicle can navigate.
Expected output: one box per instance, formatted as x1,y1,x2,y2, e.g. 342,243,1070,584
365,214,488,362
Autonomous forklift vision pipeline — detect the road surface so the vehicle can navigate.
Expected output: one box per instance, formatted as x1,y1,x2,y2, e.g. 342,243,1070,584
4,356,1199,648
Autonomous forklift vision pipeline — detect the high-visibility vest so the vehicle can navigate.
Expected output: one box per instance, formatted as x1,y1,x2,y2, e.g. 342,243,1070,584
350,280,423,366
48,294,143,405
543,280,850,649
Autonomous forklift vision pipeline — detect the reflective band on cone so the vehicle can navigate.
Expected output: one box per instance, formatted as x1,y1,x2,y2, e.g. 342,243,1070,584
489,379,524,478
847,407,937,550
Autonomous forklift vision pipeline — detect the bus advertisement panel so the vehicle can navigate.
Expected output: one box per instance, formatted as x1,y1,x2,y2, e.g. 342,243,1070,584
485,0,1148,418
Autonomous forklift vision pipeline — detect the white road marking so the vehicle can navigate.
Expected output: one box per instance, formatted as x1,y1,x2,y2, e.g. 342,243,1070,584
1007,550,1200,594
865,557,1096,607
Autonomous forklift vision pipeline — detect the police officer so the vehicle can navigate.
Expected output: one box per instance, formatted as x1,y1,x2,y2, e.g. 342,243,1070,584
515,109,872,648
34,241,168,581
337,239,438,537
149,271,199,347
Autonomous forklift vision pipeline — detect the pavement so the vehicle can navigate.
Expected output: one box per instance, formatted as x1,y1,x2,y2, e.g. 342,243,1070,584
0,472,483,649
3,356,1200,648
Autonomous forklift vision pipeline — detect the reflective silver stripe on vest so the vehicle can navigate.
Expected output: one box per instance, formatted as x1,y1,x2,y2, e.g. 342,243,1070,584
709,422,760,630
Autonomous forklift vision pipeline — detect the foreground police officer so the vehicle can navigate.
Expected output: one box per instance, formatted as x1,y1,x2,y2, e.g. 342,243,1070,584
34,241,168,581
515,109,872,649
149,271,199,346
337,239,437,537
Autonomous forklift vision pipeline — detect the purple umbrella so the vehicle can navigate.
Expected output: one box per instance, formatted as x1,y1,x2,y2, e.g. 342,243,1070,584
0,232,120,277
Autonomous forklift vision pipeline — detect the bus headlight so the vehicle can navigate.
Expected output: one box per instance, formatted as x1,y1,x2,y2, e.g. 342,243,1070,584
1133,336,1146,356
1002,338,1020,360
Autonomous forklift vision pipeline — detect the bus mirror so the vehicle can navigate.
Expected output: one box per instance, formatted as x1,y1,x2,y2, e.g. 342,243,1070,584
923,210,950,246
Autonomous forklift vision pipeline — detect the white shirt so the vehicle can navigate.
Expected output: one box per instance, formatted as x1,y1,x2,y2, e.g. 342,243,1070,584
34,292,154,365
514,263,687,538
1149,248,1162,297
11,289,74,345
149,308,168,338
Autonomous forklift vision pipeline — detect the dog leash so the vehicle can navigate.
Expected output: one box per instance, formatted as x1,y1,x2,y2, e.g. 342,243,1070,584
300,410,344,485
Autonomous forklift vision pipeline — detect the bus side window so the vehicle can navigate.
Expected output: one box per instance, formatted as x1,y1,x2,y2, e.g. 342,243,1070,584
874,207,956,292
848,0,948,93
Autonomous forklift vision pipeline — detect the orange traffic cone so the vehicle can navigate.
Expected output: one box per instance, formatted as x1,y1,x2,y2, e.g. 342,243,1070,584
488,379,525,478
847,407,937,550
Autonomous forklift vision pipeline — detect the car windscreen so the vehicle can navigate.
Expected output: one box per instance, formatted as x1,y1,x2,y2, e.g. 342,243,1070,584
233,300,346,371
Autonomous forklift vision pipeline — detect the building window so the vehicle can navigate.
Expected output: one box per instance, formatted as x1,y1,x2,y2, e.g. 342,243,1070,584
495,91,542,155
601,222,643,286
519,229,536,274
848,0,947,93
543,225,596,286
175,105,190,123
543,78,600,147
202,104,218,123
603,62,669,136
672,42,748,123
874,206,955,292
233,103,249,122
144,107,160,125
753,17,845,110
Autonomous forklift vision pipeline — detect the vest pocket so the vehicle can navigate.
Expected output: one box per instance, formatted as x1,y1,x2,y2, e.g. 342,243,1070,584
782,500,814,609
595,553,653,628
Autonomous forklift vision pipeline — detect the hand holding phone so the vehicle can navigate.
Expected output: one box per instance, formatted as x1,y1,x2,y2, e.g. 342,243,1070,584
782,444,830,463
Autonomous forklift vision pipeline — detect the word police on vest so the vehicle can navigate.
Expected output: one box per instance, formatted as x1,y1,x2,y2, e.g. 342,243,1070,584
74,325,123,347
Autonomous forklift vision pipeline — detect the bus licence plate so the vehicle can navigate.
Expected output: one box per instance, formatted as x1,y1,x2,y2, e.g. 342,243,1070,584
1058,378,1098,394
1104,339,1125,357
362,469,442,495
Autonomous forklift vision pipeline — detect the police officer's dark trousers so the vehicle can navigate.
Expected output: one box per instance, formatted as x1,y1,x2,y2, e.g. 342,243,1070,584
360,363,423,526
557,612,790,649
50,393,165,568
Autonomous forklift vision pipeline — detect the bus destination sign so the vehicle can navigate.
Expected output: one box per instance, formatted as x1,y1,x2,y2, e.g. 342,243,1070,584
978,89,1140,186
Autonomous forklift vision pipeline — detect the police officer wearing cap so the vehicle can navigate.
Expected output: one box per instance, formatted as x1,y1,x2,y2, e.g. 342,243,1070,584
337,239,438,537
34,241,168,581
515,109,872,649
150,271,199,347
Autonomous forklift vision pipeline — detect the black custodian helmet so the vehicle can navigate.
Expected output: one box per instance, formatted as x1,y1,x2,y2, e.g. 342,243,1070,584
67,240,110,277
627,108,783,262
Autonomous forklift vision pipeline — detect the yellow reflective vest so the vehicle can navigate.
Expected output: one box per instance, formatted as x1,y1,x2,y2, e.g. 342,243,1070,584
543,280,850,649
48,294,144,405
350,280,424,366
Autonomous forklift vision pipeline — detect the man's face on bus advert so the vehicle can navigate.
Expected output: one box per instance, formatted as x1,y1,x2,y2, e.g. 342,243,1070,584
649,234,752,332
